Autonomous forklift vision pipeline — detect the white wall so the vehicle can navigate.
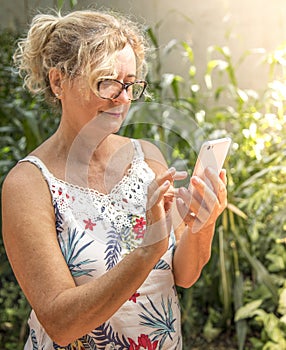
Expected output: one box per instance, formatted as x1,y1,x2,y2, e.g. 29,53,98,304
1,0,286,91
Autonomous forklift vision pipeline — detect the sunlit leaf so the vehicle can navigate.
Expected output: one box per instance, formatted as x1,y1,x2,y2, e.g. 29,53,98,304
278,286,286,315
235,299,263,321
70,0,78,7
227,203,248,219
57,0,64,10
182,41,194,63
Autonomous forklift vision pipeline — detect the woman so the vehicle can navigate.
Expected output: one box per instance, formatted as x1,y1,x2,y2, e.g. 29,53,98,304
1,9,227,350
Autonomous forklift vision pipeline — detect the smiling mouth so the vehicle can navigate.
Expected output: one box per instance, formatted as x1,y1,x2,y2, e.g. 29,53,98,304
103,111,123,118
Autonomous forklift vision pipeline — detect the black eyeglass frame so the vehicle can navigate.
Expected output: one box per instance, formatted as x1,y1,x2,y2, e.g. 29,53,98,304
96,79,147,101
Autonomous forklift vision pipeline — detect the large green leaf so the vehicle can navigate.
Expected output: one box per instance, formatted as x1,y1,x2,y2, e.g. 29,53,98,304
235,299,263,321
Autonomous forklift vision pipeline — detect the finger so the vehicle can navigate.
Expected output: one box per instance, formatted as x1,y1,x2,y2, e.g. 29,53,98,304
148,168,177,208
176,197,196,225
220,169,227,185
217,183,227,208
162,168,187,201
175,187,205,222
148,179,171,208
145,179,172,246
203,168,227,208
176,186,218,234
148,167,174,197
150,167,176,190
209,169,227,206
176,197,208,234
163,168,188,184
176,186,205,214
190,176,214,202
204,167,220,194
190,176,220,214
192,175,227,220
173,170,188,181
176,186,191,205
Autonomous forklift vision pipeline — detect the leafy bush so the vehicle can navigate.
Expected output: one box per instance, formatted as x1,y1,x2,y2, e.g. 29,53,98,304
0,29,59,350
1,17,286,350
121,27,286,349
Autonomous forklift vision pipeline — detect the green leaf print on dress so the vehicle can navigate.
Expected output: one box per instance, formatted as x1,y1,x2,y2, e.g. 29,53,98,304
139,296,176,350
58,227,97,277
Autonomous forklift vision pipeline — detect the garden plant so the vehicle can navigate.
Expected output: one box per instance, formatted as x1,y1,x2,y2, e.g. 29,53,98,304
1,1,286,349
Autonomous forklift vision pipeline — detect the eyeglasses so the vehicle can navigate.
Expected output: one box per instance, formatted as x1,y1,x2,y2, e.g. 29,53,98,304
96,79,147,101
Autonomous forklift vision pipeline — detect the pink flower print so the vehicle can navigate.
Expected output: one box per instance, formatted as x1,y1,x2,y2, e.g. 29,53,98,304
83,218,96,231
129,291,140,303
133,217,146,239
128,334,158,350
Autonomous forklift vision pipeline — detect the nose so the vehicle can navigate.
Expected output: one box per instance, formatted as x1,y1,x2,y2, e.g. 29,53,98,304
113,88,130,104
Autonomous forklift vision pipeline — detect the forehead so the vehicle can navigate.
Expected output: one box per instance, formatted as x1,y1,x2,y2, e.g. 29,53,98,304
115,44,136,75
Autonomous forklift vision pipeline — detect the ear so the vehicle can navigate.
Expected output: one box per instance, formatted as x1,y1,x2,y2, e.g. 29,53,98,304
49,68,64,97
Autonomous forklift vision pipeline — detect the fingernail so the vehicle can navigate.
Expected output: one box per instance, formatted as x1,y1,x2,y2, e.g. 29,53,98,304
191,176,200,185
163,180,170,187
168,167,176,174
177,171,188,176
178,187,188,195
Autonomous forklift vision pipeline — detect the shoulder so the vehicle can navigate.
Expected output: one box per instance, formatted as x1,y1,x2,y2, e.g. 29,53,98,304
137,139,168,175
139,139,165,159
3,160,44,187
109,135,168,174
2,160,56,252
2,160,52,211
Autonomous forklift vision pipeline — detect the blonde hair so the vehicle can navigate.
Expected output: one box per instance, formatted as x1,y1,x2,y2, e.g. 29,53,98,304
13,9,148,106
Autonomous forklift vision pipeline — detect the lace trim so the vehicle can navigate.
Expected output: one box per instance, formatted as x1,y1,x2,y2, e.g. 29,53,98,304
20,140,155,233
49,154,146,197
51,156,154,232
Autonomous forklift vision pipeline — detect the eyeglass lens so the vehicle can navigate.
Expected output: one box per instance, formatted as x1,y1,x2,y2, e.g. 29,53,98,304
98,80,145,100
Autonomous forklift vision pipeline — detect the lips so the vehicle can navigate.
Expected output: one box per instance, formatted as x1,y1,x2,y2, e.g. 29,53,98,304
101,109,124,118
106,112,122,118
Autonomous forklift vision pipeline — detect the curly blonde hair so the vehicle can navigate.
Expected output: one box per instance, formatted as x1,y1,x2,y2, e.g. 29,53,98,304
13,9,148,106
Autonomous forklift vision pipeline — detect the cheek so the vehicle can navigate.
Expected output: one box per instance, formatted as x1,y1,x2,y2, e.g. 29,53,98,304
83,93,106,113
123,103,131,116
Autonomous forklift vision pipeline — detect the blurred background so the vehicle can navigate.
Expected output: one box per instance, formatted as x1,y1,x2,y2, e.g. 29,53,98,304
2,0,286,91
1,1,286,349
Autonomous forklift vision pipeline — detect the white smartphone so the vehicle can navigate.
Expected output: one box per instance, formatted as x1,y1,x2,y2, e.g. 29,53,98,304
193,137,231,179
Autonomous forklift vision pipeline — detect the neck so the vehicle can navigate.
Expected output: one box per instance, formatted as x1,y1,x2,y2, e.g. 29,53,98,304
57,115,115,154
52,118,117,186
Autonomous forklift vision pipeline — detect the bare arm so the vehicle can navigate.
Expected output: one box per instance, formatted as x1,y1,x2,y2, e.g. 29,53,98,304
138,140,228,289
173,168,228,288
2,162,172,346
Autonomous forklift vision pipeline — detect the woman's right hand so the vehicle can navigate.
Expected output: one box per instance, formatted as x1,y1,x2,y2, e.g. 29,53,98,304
142,168,186,254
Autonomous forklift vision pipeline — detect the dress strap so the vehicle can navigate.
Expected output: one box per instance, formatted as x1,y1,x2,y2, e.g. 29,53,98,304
18,156,53,183
131,139,144,160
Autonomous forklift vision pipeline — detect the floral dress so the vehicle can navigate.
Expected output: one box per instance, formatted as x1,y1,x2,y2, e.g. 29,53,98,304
22,139,182,350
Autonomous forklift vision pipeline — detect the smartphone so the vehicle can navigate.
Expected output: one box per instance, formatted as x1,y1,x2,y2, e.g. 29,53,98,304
193,137,231,180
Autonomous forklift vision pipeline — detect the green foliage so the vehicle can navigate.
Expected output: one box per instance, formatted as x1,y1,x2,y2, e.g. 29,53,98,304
122,25,286,349
57,0,78,11
0,281,30,349
0,29,58,350
1,12,286,350
0,31,60,184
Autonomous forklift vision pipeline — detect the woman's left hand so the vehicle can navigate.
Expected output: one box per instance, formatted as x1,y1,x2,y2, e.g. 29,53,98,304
176,167,227,233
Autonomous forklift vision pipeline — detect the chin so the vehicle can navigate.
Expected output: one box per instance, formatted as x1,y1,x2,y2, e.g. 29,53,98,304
110,121,124,134
112,128,121,135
